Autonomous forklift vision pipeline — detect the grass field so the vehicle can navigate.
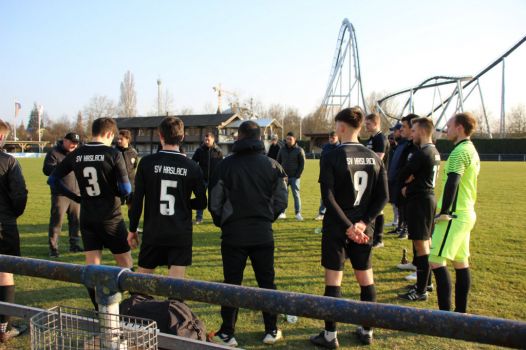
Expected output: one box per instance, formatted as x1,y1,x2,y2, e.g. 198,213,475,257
4,158,526,349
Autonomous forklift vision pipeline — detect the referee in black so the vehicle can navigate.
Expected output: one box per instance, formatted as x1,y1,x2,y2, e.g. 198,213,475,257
128,117,207,279
0,119,28,343
365,113,389,248
208,120,288,347
310,107,388,348
397,117,441,301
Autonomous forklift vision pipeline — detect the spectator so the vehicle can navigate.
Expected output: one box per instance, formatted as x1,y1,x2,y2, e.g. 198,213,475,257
315,131,340,221
43,132,83,258
192,132,223,224
277,131,305,221
116,129,139,209
267,134,281,160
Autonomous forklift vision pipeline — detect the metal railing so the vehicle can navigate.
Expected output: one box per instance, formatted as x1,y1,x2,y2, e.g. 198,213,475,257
1,255,525,349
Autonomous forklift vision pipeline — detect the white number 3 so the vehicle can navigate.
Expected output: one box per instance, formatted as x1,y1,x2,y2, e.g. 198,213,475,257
160,180,177,216
353,171,368,206
83,166,101,196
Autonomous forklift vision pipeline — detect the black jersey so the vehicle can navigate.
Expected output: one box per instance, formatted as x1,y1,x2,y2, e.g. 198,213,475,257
129,150,207,247
49,142,131,222
366,131,389,168
319,142,389,229
398,143,441,198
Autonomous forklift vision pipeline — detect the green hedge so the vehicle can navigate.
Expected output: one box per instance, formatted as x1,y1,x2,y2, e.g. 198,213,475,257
436,138,526,154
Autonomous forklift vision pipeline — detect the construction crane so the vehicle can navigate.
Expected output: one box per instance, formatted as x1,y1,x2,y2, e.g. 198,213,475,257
213,83,238,114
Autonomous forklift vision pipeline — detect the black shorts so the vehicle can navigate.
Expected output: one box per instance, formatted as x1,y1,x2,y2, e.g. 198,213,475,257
0,223,20,257
321,226,373,271
138,243,192,269
80,219,130,254
405,195,436,240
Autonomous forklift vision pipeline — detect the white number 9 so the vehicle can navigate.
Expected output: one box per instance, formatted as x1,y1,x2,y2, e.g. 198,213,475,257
353,171,368,206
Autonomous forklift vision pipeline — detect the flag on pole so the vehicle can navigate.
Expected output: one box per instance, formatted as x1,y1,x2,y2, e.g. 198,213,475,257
14,101,21,116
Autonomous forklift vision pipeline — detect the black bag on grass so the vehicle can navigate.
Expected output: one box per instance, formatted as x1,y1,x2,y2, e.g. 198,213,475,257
120,294,206,341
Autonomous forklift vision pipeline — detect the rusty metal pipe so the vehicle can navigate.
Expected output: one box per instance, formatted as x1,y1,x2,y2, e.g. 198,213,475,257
1,255,525,349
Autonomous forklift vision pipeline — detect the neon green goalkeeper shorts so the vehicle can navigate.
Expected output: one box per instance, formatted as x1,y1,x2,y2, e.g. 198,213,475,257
429,212,476,264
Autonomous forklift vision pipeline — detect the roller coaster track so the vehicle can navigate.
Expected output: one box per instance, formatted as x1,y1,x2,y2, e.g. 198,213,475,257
321,19,525,137
321,19,367,119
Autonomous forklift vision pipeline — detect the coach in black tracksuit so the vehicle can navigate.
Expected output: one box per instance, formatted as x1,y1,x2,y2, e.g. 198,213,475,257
208,121,288,345
43,133,82,257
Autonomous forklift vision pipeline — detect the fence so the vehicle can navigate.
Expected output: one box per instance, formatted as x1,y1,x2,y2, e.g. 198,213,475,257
0,255,525,349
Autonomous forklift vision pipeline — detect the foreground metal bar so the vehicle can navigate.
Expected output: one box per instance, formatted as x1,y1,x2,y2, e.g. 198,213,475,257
1,255,526,348
0,302,234,350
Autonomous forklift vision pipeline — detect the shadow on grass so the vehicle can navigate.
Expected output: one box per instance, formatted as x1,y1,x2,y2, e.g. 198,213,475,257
16,285,88,305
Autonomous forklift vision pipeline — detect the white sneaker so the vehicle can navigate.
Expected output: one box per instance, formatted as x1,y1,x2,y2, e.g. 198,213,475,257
314,214,324,221
208,332,238,347
295,213,304,221
396,263,417,271
286,315,298,323
405,272,417,281
278,213,287,219
263,329,283,345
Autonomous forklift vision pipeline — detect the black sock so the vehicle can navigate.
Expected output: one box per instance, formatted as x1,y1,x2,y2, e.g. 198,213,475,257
0,285,15,324
454,268,471,313
415,255,430,294
433,267,452,311
374,215,384,243
427,269,433,286
86,287,98,311
360,284,376,331
324,286,341,332
411,245,417,265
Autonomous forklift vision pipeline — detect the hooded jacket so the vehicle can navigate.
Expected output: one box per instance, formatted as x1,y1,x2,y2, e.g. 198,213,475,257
208,138,288,246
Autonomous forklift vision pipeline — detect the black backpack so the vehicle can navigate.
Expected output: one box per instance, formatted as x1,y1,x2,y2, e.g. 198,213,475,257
120,294,206,341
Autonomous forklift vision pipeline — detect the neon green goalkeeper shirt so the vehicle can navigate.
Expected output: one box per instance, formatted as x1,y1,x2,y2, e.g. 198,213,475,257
438,139,480,214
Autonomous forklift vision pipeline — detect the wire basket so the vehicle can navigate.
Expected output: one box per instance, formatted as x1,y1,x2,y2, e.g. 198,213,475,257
30,306,158,350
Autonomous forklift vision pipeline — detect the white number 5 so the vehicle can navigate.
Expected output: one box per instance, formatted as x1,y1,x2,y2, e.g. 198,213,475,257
353,171,368,206
160,180,177,216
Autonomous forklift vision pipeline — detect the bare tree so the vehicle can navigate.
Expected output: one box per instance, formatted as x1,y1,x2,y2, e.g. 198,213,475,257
366,91,399,132
507,104,526,134
202,102,216,114
178,107,194,115
75,111,85,141
303,107,332,135
84,95,117,136
163,88,175,115
119,70,137,117
42,115,72,144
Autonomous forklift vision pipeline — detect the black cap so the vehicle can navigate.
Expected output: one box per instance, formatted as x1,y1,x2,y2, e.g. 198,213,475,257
389,122,402,131
64,132,80,143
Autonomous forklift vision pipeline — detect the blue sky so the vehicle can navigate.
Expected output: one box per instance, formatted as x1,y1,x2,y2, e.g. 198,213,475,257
1,0,525,124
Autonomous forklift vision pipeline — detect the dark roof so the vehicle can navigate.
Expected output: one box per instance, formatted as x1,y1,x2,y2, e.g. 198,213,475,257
115,113,237,129
228,118,282,128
